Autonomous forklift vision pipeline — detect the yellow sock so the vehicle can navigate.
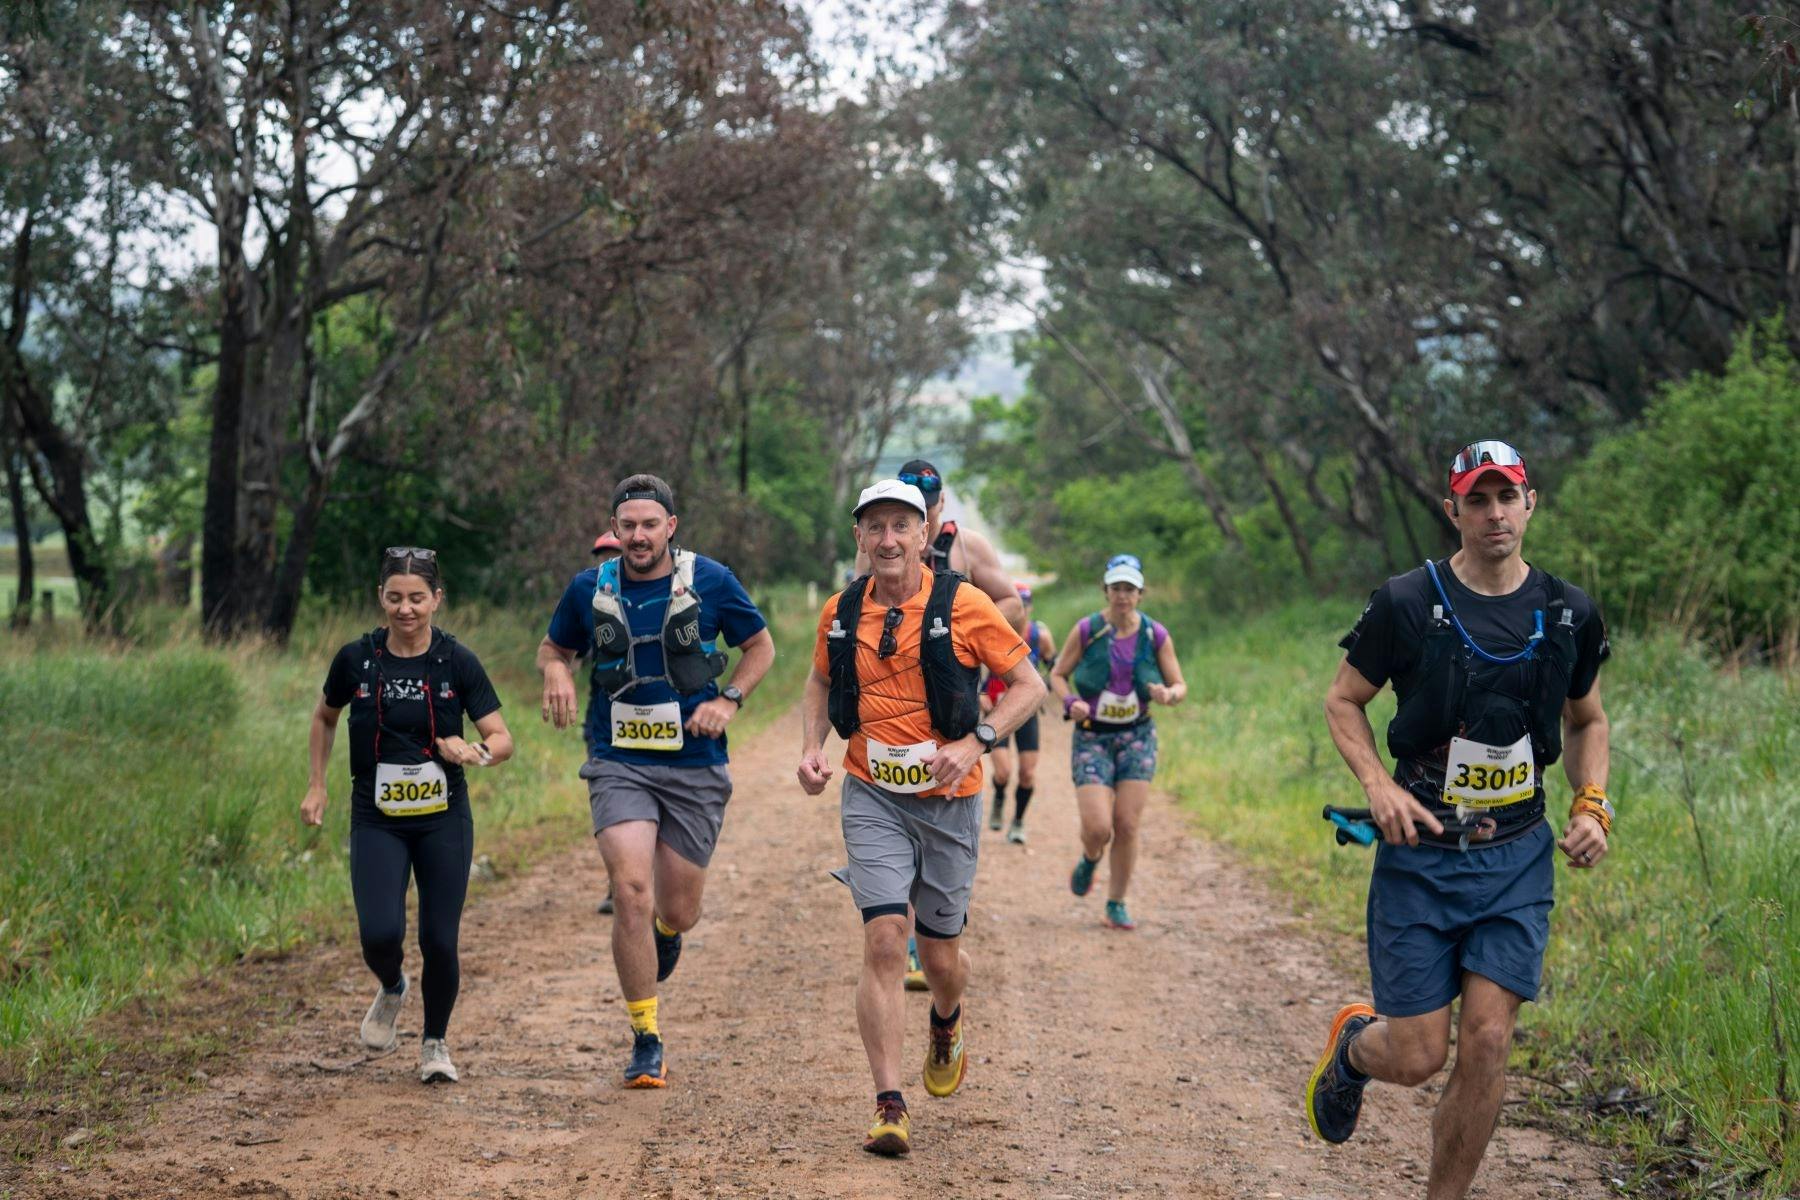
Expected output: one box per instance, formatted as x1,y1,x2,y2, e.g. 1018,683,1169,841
627,996,660,1038
654,916,678,938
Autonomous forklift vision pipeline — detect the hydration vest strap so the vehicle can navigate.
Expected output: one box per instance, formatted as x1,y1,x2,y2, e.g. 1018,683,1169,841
1423,559,1544,666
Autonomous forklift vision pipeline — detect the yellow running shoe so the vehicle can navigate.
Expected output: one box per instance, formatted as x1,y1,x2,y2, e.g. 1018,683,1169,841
904,936,928,992
863,1098,911,1156
922,1011,967,1097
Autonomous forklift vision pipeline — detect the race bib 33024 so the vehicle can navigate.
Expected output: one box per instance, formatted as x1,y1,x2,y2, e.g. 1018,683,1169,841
611,701,685,752
866,738,940,794
374,760,450,817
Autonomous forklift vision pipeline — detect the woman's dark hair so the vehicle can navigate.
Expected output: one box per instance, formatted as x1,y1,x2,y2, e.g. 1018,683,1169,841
379,548,443,592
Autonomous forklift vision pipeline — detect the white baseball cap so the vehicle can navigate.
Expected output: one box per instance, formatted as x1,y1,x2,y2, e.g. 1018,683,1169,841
852,478,929,520
1102,553,1145,588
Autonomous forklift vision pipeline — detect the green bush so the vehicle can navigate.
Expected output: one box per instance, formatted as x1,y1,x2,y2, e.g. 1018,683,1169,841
1540,317,1800,655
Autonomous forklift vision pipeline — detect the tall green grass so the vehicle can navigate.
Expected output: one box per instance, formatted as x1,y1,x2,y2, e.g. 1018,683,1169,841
1033,584,1797,1195
0,585,817,1090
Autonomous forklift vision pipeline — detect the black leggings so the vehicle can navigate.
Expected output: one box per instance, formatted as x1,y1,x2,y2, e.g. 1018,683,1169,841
350,815,473,1040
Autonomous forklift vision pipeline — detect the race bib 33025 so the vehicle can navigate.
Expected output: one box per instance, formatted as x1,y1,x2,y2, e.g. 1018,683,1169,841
611,701,685,752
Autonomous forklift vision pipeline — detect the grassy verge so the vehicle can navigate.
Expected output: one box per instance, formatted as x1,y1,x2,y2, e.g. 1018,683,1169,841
1032,584,1797,1196
0,583,816,1162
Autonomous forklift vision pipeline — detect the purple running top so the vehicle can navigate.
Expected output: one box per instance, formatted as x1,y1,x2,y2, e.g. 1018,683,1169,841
1078,614,1168,698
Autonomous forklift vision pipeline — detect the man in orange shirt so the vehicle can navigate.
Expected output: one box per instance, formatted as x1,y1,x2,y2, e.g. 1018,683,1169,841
798,478,1046,1158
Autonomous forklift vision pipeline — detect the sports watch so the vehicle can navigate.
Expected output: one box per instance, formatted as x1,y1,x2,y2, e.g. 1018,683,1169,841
973,723,998,749
721,684,745,708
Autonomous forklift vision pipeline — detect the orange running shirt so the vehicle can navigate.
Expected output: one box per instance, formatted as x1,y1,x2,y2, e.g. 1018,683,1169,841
812,564,1029,799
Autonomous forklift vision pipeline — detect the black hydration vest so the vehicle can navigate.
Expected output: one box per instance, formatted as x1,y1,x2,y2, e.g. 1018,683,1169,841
826,570,981,743
926,521,958,572
1387,563,1579,841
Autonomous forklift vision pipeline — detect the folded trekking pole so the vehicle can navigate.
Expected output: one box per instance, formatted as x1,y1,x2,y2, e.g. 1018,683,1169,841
1321,806,1487,852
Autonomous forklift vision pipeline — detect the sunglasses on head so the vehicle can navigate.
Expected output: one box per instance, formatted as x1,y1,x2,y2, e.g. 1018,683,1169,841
1448,440,1525,476
898,471,942,494
877,606,905,659
385,546,437,561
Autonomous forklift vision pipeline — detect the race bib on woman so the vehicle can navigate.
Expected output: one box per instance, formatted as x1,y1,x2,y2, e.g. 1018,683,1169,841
612,701,685,752
866,738,940,794
375,760,449,817
1092,689,1142,725
1442,734,1536,810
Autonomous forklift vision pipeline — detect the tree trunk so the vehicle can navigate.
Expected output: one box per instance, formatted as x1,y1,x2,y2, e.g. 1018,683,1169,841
201,245,252,637
1385,463,1427,565
1241,435,1317,589
156,532,194,607
264,467,328,643
2,400,31,628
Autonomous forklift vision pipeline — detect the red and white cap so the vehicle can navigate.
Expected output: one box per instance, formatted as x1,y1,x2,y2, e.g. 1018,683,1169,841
1447,440,1528,496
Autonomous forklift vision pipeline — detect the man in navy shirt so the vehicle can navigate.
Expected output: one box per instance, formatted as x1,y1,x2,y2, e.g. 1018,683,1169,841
538,473,775,1089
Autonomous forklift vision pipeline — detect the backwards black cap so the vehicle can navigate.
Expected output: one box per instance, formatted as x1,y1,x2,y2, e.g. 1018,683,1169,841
610,473,676,515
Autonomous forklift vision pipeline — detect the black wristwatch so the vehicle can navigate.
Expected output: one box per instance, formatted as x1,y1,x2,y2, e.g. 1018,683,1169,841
721,684,745,708
973,722,998,749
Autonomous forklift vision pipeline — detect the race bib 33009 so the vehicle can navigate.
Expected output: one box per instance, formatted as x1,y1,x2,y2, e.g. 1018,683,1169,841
866,738,940,794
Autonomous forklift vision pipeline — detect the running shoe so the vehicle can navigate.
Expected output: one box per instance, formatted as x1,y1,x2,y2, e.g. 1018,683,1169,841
922,1012,967,1097
863,1098,911,1156
1006,819,1027,844
360,974,408,1051
1305,1003,1376,1144
988,793,1005,831
597,886,615,915
1104,899,1136,930
624,1031,668,1088
904,936,928,992
419,1037,459,1083
1070,854,1099,896
654,923,682,982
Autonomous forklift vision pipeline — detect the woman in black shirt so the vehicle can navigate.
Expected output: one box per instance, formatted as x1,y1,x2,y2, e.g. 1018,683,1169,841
302,548,512,1083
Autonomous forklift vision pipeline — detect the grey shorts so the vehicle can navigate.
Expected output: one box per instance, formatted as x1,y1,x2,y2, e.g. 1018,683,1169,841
579,758,733,868
832,774,980,939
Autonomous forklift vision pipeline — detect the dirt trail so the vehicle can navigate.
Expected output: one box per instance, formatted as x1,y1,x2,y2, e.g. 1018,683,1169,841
35,709,1609,1199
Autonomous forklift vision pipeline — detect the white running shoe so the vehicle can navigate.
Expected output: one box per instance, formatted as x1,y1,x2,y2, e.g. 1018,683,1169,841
1007,819,1027,844
360,974,408,1051
419,1037,459,1083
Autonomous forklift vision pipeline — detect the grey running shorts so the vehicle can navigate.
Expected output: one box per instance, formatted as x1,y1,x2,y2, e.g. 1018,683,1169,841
833,774,980,939
579,757,733,868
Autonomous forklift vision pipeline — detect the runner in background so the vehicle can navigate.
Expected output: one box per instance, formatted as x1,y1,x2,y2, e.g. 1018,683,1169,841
983,584,1056,843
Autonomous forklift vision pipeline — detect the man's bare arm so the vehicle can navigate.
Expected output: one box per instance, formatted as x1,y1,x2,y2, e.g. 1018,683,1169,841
958,527,1026,633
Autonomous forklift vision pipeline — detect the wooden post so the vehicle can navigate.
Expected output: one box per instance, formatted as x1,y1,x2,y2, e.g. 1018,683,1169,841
42,589,54,624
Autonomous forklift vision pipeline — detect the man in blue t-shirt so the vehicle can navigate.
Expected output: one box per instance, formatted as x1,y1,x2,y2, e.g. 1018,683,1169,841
537,473,774,1089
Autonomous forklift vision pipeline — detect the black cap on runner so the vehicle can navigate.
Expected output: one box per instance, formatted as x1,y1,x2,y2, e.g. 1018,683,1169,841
611,473,676,515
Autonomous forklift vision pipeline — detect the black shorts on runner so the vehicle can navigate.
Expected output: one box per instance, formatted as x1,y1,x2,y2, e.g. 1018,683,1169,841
994,714,1040,754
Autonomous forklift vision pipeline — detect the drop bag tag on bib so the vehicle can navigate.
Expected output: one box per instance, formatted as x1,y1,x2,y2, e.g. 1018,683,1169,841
866,737,940,794
375,760,450,817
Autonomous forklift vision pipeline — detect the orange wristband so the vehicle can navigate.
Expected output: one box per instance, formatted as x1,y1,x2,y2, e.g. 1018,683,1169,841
1569,788,1612,836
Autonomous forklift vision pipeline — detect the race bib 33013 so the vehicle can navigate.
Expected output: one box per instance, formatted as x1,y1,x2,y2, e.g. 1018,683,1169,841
1442,733,1536,810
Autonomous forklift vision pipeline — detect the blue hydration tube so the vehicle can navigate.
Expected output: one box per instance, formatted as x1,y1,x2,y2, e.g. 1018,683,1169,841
1423,559,1543,665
